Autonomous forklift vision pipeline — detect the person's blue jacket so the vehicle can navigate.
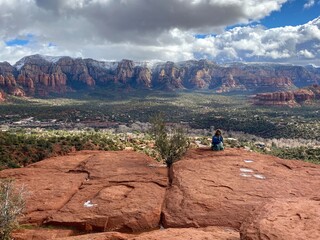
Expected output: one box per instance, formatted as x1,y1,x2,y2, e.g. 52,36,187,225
212,135,223,145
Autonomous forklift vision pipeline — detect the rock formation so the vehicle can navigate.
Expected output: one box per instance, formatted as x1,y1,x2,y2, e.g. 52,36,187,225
134,66,152,88
0,151,167,231
13,227,239,240
240,198,320,240
0,54,319,98
9,87,26,97
1,148,320,239
253,85,320,106
161,148,320,230
153,61,184,90
115,59,135,84
0,90,5,101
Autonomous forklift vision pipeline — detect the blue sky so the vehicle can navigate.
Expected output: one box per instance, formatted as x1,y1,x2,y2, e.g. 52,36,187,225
5,38,30,46
0,0,319,65
260,0,320,28
5,34,34,47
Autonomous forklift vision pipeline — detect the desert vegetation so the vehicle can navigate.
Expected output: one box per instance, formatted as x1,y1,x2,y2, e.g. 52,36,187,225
1,90,319,139
0,89,319,168
0,179,26,240
150,114,190,166
0,129,149,169
0,126,319,170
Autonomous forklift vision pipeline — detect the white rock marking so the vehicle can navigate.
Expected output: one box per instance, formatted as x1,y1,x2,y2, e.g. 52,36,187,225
254,174,266,180
240,173,252,178
244,159,254,163
240,168,254,173
84,200,97,208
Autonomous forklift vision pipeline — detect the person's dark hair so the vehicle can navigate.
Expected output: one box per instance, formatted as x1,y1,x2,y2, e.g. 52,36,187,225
215,129,221,135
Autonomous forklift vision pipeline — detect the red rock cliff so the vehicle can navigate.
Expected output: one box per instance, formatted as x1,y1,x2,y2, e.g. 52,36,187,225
253,85,319,107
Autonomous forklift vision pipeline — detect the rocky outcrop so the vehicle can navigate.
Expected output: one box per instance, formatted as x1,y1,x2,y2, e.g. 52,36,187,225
0,55,319,98
153,61,184,90
0,90,5,101
0,150,168,232
162,148,320,230
1,74,17,88
9,87,26,97
180,60,217,89
12,229,76,240
240,198,320,240
57,57,94,88
134,66,152,88
253,85,320,106
0,62,17,89
311,84,320,98
253,91,297,106
115,59,135,84
59,227,239,240
14,56,67,96
2,148,320,239
12,227,239,240
294,89,315,103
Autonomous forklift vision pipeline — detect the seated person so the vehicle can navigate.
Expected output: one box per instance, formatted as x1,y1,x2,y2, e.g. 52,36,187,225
211,129,224,151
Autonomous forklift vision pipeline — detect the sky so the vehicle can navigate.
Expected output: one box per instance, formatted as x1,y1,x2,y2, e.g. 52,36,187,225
0,0,319,66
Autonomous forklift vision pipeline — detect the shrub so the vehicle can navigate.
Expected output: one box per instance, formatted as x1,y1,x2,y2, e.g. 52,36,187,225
0,179,26,240
150,114,190,167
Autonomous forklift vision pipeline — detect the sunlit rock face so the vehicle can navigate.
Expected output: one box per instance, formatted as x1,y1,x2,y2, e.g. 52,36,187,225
0,90,5,102
0,55,319,97
4,148,320,240
253,85,320,107
9,87,26,97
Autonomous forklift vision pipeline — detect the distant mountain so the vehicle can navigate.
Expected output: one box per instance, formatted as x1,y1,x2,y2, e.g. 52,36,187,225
0,54,320,97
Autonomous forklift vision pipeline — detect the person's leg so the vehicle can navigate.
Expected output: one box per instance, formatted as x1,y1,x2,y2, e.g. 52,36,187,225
212,144,218,151
218,142,224,150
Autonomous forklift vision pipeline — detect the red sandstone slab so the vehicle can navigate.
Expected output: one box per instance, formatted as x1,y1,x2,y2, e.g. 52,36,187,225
162,148,320,229
240,198,320,240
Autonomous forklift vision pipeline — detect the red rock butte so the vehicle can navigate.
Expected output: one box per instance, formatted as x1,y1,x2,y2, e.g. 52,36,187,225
1,148,319,240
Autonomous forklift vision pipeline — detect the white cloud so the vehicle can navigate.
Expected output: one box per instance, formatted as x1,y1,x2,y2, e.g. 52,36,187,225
0,0,319,66
299,49,315,58
191,18,320,64
304,0,315,9
0,0,288,39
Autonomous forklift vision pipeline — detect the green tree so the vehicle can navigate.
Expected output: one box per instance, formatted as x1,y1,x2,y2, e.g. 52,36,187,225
151,114,190,167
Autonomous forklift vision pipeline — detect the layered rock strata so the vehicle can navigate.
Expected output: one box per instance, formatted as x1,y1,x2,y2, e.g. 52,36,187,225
0,55,319,97
253,85,320,106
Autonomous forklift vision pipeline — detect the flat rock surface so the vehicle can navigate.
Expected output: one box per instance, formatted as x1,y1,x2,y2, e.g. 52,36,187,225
162,148,320,229
59,227,239,240
0,150,168,232
3,148,320,239
240,198,320,240
12,228,76,240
